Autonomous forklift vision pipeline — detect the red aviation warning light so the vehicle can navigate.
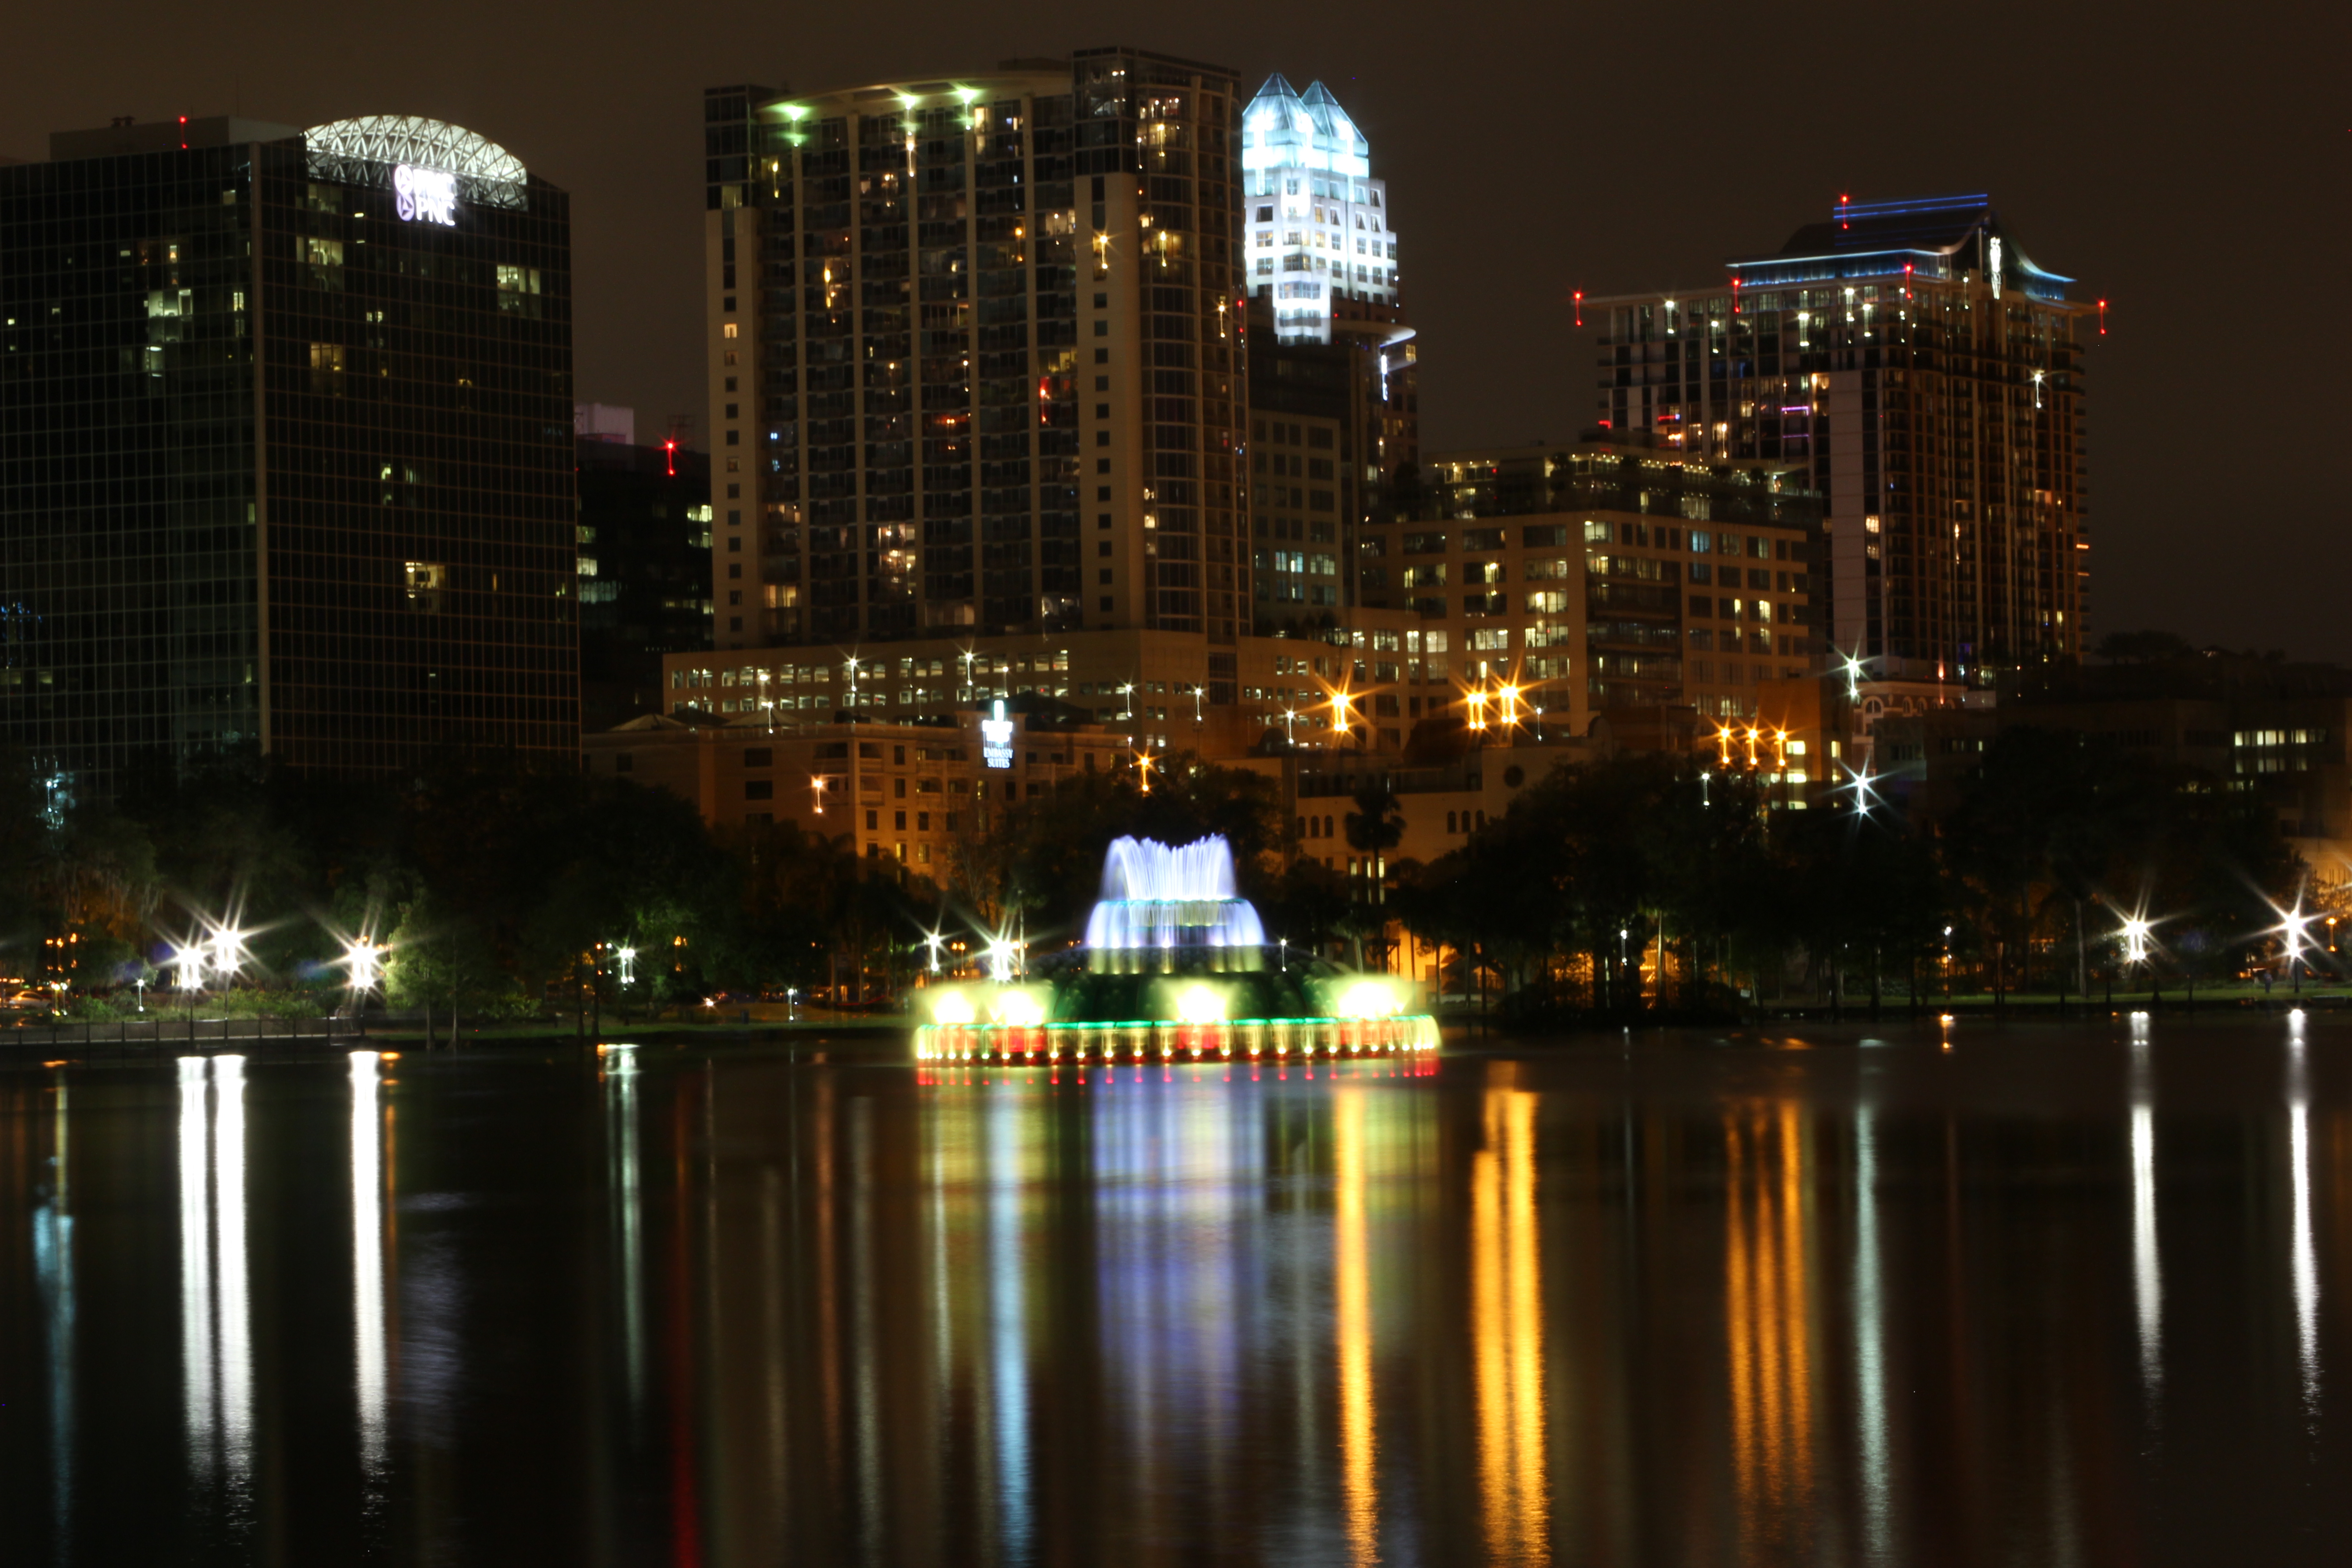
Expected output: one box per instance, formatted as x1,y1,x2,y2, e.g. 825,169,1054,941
178,114,189,150
1838,191,1851,230
1903,261,1913,301
1731,275,1741,314
663,439,677,477
2097,299,2108,336
1573,289,1583,328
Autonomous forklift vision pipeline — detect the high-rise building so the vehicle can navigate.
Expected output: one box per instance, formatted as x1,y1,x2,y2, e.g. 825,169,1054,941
1236,74,1416,635
575,417,712,731
1590,194,2093,688
0,114,576,798
700,47,1250,694
1238,76,1400,342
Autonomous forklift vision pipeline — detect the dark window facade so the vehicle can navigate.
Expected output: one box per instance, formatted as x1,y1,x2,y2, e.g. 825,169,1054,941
0,121,577,795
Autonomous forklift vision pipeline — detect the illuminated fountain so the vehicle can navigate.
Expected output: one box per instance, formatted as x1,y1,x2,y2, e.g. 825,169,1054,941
914,834,1440,1067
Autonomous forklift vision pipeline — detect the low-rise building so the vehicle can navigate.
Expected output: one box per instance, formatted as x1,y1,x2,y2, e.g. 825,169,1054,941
583,706,1134,867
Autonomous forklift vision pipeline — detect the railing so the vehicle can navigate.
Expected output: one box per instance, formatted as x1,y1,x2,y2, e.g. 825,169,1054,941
0,1015,361,1056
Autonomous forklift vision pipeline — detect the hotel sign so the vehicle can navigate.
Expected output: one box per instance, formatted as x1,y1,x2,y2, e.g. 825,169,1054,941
981,700,1014,770
393,164,458,226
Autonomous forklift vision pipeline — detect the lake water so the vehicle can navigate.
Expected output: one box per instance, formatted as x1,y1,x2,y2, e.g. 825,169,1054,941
1,1015,2347,1565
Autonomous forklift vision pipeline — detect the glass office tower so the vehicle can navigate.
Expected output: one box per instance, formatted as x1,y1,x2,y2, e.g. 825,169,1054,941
0,114,575,799
702,48,1249,693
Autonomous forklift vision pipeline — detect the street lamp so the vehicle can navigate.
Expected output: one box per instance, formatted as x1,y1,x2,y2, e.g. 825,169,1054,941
174,944,204,1016
2279,899,2314,995
615,945,637,989
208,925,246,986
811,774,828,816
1136,747,1155,794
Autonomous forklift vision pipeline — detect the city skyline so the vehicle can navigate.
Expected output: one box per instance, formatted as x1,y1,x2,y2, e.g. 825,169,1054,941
0,3,2337,659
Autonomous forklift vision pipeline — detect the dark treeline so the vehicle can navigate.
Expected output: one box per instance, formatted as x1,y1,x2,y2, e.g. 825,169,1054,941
0,723,2312,1026
1398,727,2308,1019
0,746,1327,1025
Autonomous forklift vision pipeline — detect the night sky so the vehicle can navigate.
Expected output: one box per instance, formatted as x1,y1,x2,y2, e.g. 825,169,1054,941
10,1,2345,658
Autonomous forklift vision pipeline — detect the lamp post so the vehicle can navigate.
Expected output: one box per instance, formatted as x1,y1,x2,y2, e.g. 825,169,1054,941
175,944,203,1022
2281,900,2313,996
345,940,381,1038
2119,916,2151,1003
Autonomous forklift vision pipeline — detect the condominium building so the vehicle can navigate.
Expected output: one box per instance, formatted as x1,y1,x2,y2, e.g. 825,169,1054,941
699,47,1250,690
1590,193,2094,687
1383,436,1822,734
0,114,576,797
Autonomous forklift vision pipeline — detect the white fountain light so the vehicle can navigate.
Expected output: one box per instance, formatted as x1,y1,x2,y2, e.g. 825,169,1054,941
1084,836,1268,961
1176,985,1226,1025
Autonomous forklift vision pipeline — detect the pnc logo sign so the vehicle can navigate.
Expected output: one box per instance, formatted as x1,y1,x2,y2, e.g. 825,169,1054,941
981,699,1014,770
393,164,458,226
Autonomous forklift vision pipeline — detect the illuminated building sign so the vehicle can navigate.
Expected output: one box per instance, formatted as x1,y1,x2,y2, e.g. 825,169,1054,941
393,164,458,226
981,699,1014,770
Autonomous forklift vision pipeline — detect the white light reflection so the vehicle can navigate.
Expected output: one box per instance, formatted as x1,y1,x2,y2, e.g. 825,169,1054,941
178,1057,217,1473
214,1055,253,1494
986,1088,1034,1564
2288,1024,2320,1424
178,1054,253,1505
2129,1035,2161,1408
602,1044,646,1410
350,1052,388,1477
1853,1110,1891,1558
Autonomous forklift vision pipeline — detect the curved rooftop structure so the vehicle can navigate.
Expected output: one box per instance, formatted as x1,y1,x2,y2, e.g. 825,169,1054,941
303,116,529,209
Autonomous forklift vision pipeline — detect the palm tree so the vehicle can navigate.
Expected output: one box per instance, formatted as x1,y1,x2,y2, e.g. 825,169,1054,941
1343,776,1406,969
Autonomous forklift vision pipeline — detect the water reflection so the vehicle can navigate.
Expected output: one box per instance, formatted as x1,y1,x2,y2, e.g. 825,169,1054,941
2289,1025,2322,1422
33,1071,75,1564
350,1052,388,1480
601,1042,647,1412
1334,1083,1377,1565
2131,1034,2163,1407
1473,1068,1546,1565
1853,1108,1891,1559
14,1025,2352,1562
1725,1100,1815,1557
